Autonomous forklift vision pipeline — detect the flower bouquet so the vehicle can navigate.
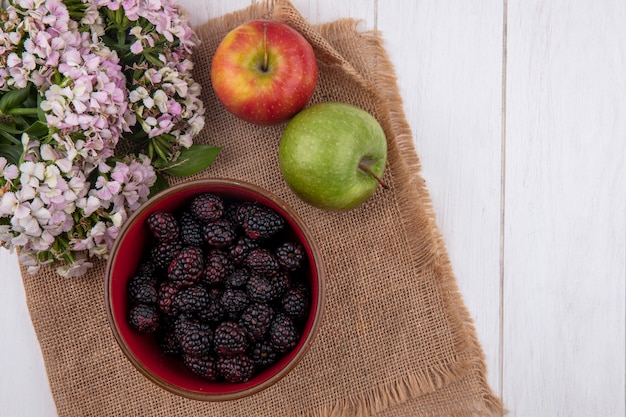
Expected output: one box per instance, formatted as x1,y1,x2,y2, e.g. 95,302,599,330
0,0,219,277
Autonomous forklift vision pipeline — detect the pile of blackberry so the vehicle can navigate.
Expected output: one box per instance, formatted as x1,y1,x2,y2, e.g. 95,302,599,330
126,193,310,383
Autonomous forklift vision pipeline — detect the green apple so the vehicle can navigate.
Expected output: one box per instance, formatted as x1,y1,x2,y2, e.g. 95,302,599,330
278,102,388,211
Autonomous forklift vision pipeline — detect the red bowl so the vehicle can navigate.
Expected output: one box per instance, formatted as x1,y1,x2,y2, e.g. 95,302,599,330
104,179,325,401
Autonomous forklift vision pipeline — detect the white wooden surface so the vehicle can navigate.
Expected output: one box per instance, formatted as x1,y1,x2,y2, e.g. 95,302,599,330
1,1,624,416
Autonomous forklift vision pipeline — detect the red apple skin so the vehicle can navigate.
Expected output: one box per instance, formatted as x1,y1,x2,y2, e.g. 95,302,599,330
210,19,319,126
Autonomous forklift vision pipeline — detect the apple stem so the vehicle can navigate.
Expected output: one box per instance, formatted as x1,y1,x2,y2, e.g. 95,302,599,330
263,23,269,72
358,163,389,190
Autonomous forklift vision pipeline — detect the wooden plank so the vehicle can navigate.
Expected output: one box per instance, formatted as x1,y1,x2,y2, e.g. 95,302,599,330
378,0,505,396
184,0,378,28
503,0,626,415
183,0,251,27
0,251,57,416
291,0,376,27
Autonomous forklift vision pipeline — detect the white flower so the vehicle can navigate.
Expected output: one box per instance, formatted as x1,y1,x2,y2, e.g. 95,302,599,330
90,221,107,239
18,184,36,201
19,161,46,187
153,89,168,113
0,225,14,245
57,258,93,278
40,143,77,173
30,197,52,224
43,164,61,188
14,213,41,236
177,133,192,148
22,52,36,70
129,86,149,103
19,251,42,275
0,192,19,216
77,195,102,216
110,211,124,227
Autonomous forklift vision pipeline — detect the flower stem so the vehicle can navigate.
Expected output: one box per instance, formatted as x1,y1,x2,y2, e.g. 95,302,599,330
7,107,39,115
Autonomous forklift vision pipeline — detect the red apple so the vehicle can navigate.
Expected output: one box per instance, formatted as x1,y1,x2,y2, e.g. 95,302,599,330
210,19,318,126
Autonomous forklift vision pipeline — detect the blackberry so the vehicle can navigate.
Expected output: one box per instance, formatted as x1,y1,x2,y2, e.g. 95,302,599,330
249,340,278,369
168,246,204,287
242,204,285,240
128,304,160,333
147,211,180,242
178,319,213,357
290,278,311,298
190,193,224,223
275,241,305,271
270,271,291,300
173,285,210,316
158,328,181,357
234,202,255,226
246,275,274,303
224,268,253,288
157,282,179,315
150,240,183,270
239,303,274,341
127,275,158,305
202,249,234,286
281,288,309,320
173,314,195,341
203,219,237,248
245,248,279,276
183,354,219,381
223,203,241,226
179,211,204,246
213,321,249,357
228,236,259,265
196,289,226,324
217,354,255,383
219,288,250,319
269,313,299,353
135,261,158,283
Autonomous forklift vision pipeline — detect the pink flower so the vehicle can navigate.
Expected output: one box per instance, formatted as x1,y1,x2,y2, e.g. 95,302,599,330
0,158,19,180
0,0,205,276
95,175,121,201
168,100,182,115
130,40,143,54
6,52,21,68
57,258,93,278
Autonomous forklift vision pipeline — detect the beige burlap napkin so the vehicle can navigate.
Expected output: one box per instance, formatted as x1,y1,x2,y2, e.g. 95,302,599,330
21,1,504,415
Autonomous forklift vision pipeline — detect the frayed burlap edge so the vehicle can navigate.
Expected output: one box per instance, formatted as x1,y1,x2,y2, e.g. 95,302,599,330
16,1,505,416
193,1,506,416
312,19,506,417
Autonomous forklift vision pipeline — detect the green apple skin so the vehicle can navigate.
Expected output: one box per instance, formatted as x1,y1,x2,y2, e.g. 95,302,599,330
279,102,387,211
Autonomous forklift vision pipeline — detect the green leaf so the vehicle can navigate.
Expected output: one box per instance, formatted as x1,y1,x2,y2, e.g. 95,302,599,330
37,93,46,122
163,144,221,177
0,122,22,135
149,171,170,197
143,52,164,67
0,143,22,165
24,120,49,137
0,84,31,114
0,129,20,145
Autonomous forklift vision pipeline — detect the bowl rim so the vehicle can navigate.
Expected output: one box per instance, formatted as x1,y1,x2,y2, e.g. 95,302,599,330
104,178,325,401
